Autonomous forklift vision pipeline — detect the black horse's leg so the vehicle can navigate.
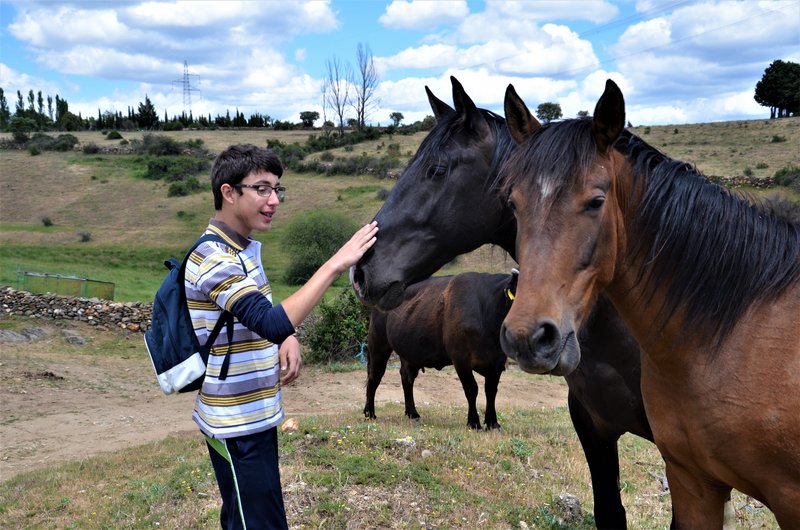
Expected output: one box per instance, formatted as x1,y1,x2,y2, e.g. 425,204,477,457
400,360,421,420
482,369,502,430
567,391,627,529
364,311,391,420
452,359,481,430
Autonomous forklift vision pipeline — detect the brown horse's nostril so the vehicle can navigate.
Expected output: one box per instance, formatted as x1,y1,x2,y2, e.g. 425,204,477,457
530,320,561,357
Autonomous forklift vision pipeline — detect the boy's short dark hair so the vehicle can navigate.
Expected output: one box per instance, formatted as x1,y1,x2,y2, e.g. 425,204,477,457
211,144,284,210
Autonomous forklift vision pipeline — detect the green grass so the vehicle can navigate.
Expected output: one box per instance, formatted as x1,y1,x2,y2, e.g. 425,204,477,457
0,405,778,529
1,121,798,303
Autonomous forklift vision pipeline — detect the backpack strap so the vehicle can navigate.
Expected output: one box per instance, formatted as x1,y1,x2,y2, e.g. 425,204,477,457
181,233,248,382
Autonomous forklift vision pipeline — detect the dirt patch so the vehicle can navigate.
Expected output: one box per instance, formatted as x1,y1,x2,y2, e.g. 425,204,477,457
0,320,568,481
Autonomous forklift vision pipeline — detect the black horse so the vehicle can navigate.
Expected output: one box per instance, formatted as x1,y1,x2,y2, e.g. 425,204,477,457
364,272,516,430
352,77,655,529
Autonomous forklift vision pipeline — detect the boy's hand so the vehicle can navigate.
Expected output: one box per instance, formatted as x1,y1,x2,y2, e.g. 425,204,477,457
329,221,378,274
279,335,303,385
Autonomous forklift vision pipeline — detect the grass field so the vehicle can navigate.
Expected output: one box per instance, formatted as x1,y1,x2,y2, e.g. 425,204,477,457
1,117,798,303
0,121,792,528
0,311,779,529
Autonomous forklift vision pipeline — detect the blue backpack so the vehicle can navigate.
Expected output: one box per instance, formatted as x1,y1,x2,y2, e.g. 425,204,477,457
145,234,244,395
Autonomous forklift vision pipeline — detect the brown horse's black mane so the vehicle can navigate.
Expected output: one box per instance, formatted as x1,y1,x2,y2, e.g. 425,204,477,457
504,117,800,347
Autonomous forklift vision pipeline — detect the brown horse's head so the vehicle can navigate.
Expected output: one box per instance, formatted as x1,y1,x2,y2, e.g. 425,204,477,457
499,80,627,376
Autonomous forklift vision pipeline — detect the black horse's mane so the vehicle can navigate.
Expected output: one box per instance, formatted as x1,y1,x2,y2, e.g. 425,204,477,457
413,107,516,192
504,117,800,347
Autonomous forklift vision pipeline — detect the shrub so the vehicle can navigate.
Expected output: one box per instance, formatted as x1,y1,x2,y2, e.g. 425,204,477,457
82,143,100,154
282,210,359,285
774,164,800,193
28,145,41,156
386,143,401,157
743,167,753,177
106,130,123,140
168,177,205,197
161,121,184,131
302,288,371,364
771,135,787,143
144,155,209,181
77,231,92,242
9,116,37,144
140,134,182,155
319,151,335,162
41,217,53,227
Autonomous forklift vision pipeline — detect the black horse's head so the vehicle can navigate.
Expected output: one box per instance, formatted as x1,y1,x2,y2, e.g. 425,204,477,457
352,76,521,310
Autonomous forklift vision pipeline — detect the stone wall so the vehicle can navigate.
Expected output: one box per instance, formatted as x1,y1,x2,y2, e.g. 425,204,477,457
1,287,151,333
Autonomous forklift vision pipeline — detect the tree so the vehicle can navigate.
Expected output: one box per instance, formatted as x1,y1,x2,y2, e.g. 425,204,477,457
389,112,404,127
137,95,159,129
536,102,562,123
299,110,320,128
754,60,800,118
47,95,53,121
324,55,351,136
351,43,379,130
0,88,9,128
577,110,589,117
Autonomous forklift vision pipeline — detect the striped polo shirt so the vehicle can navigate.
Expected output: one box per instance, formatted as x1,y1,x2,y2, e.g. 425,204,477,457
184,219,285,439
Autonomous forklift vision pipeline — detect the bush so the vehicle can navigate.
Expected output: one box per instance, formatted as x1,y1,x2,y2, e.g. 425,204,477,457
41,217,53,227
106,130,123,140
144,155,209,181
771,135,787,143
82,143,100,154
774,164,800,193
161,121,184,131
140,134,182,155
26,133,79,152
168,177,205,197
302,288,370,364
282,210,359,285
28,145,41,156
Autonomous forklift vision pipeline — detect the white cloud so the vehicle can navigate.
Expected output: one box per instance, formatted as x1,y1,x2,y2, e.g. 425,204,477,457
379,0,470,30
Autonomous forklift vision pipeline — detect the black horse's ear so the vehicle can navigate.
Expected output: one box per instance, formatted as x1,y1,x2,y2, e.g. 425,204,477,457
451,76,490,138
426,85,455,120
504,84,541,146
592,79,625,154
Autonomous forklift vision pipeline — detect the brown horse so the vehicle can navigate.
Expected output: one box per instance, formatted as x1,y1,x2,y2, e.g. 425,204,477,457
354,77,656,529
500,79,800,527
364,272,516,430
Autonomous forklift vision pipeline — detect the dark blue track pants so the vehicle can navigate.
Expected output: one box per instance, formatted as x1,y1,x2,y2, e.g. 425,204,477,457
206,428,288,530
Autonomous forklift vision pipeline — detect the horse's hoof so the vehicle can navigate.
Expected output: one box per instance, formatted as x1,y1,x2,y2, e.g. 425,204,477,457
468,423,483,431
485,422,501,430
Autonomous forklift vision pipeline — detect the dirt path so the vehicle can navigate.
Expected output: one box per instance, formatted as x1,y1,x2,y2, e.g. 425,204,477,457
0,320,568,481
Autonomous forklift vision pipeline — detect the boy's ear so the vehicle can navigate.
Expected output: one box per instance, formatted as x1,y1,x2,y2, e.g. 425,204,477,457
220,183,237,204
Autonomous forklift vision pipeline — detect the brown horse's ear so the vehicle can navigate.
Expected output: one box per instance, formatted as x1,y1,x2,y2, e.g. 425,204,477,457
452,76,490,138
592,79,626,154
504,84,541,145
426,85,454,120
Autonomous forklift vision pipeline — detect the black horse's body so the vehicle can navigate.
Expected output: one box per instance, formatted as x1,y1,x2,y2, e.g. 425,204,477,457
352,77,655,529
364,272,516,430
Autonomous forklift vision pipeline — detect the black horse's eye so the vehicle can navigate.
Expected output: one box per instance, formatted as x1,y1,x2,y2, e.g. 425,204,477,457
427,165,447,179
586,196,605,212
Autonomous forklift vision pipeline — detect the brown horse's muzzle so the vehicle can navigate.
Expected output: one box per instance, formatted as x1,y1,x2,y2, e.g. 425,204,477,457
499,318,581,376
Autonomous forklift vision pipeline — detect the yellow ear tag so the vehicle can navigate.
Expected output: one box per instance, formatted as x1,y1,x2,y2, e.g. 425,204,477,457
505,288,515,301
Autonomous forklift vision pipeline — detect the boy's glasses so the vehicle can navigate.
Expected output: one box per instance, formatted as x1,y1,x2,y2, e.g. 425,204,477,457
235,184,286,202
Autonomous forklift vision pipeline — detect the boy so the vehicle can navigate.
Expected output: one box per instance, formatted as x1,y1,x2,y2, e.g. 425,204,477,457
184,144,377,529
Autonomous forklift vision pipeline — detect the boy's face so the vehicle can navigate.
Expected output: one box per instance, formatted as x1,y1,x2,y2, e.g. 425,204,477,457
225,170,282,236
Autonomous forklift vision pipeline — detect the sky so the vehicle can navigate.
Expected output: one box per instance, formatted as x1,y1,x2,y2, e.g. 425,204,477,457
1,0,798,127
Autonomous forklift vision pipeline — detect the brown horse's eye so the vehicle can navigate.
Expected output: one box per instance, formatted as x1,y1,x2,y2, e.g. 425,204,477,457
586,196,605,212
